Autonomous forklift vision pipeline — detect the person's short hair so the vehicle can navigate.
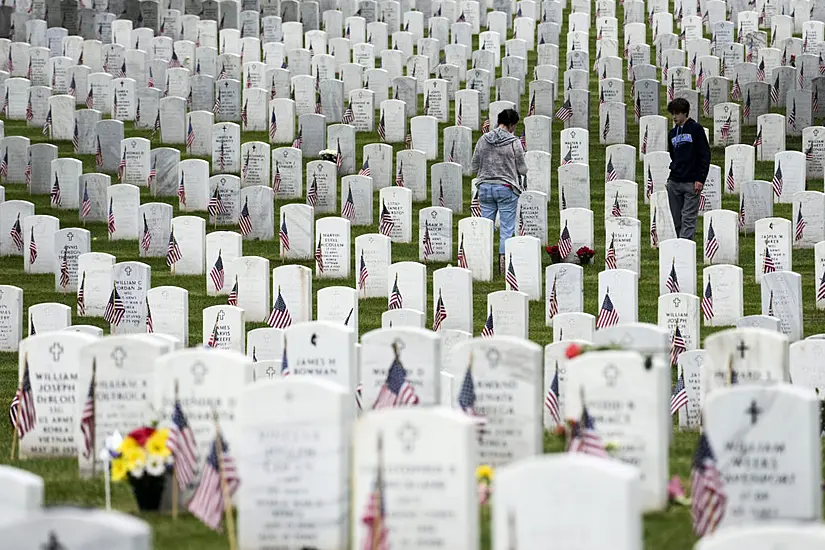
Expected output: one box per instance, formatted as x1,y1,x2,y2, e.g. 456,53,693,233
667,98,690,115
497,108,520,127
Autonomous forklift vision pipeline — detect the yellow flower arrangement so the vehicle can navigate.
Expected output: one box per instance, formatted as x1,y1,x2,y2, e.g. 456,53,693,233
111,458,128,482
110,426,173,482
146,428,171,459
476,464,494,483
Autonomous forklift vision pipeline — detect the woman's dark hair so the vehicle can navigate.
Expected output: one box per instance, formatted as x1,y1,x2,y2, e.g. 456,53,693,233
497,108,520,127
667,98,691,115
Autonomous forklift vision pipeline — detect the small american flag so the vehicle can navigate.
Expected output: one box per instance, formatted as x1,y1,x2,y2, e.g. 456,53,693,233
457,100,464,125
5,49,11,73
135,99,141,124
167,402,197,491
520,130,527,150
86,87,94,109
725,163,735,192
153,111,161,135
438,180,445,208
210,251,225,290
315,90,322,114
148,157,157,188
670,373,688,415
145,299,153,332
26,226,36,263
690,433,726,536
238,199,253,235
187,435,240,531
118,150,127,181
388,274,403,309
359,158,371,177
227,277,238,306
177,172,187,206
77,272,86,315
107,198,116,234
756,58,765,81
635,94,642,120
518,210,526,236
359,251,369,290
213,88,221,114
738,196,745,229
379,200,394,236
457,233,469,269
796,207,807,242
166,229,183,266
373,355,420,408
280,345,290,376
763,243,776,273
395,161,404,187
696,65,705,88
798,64,805,88
806,141,815,161
480,308,495,337
555,98,573,121
24,150,31,185
208,187,228,217
505,256,519,291
548,276,559,318
79,365,95,458
267,287,293,328
567,403,608,457
601,113,610,141
771,75,780,104
361,438,388,550
471,188,482,216
206,318,219,348
814,89,819,113
702,279,714,321
239,100,248,127
103,284,125,325
562,145,573,165
218,141,227,171
817,272,825,302
342,186,356,221
557,223,572,259
279,216,290,252
0,89,7,115
768,290,775,317
42,107,52,136
342,101,355,124
404,132,412,149
605,235,617,269
315,234,325,274
544,363,561,424
666,260,681,293
25,97,33,122
292,126,302,148
72,120,79,153
596,291,619,328
650,207,659,246
743,91,751,119
753,125,763,149
481,118,490,133
9,357,36,439
689,53,696,72
705,221,719,261
610,192,622,217
731,75,741,99
377,111,386,140
335,140,343,169
59,246,70,288
670,325,687,365
0,149,7,179
433,289,447,331
447,141,456,164
307,174,318,206
268,110,278,141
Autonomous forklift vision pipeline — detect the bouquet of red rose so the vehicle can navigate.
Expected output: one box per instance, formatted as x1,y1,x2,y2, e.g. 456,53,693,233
576,246,595,264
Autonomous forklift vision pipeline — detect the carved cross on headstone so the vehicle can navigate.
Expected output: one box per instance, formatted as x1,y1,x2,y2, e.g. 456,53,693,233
603,364,619,386
266,366,277,378
486,347,501,368
217,309,226,320
397,422,418,453
191,361,207,384
111,346,127,368
49,343,65,362
736,340,749,359
746,400,763,425
66,231,74,241
124,265,132,276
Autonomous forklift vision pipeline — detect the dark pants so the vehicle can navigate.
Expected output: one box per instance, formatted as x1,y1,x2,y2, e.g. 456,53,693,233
667,179,700,239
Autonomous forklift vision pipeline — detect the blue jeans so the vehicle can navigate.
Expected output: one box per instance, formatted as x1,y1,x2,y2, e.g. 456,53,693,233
478,183,518,254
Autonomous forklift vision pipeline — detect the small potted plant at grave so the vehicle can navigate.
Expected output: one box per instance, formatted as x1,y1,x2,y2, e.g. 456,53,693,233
576,246,595,265
109,425,175,511
545,245,563,264
319,149,338,163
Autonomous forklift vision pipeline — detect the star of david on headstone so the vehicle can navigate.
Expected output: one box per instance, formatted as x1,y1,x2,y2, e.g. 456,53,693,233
125,266,132,276
397,422,419,453
672,297,681,308
603,364,619,386
49,343,65,362
486,347,501,368
111,346,127,368
66,232,74,241
41,531,65,550
266,366,277,378
217,310,226,320
191,362,208,384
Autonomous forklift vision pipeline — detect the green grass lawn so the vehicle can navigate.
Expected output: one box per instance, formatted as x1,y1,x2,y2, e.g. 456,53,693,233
0,14,823,550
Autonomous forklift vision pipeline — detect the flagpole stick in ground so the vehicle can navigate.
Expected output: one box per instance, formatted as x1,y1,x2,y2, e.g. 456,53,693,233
103,453,111,510
172,380,180,520
212,410,238,550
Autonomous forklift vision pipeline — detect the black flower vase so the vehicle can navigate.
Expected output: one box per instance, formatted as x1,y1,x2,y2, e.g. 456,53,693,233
130,474,166,511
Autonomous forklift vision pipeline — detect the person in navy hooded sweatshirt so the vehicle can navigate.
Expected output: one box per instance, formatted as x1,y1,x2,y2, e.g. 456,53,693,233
666,98,711,240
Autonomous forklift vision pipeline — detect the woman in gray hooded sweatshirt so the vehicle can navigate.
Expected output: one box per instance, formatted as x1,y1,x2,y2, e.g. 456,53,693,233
470,109,529,274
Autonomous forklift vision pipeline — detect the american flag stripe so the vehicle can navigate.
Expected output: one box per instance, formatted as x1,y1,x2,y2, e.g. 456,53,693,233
187,437,239,531
168,400,198,490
